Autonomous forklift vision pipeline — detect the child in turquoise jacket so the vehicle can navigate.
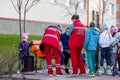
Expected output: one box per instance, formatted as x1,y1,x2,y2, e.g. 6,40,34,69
84,22,99,77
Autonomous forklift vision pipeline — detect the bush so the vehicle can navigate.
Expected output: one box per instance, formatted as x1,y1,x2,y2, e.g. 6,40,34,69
0,34,43,75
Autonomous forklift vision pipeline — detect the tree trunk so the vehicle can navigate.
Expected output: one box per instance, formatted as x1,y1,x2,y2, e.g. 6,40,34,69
19,10,22,40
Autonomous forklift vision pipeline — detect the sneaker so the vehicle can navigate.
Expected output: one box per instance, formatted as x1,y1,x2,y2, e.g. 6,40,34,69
17,70,21,74
70,74,78,77
106,66,112,75
87,73,95,77
56,73,63,77
65,68,70,74
97,66,104,74
48,74,54,77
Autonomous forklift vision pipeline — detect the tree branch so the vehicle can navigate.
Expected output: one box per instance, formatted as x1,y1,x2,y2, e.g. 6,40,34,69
11,0,19,13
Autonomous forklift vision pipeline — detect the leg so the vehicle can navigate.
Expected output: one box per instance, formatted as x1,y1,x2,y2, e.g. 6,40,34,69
76,47,86,74
44,44,53,74
118,58,120,71
100,48,105,66
18,59,23,70
52,46,62,74
63,50,70,74
69,46,78,74
61,53,65,66
105,47,111,66
87,50,95,73
95,46,100,72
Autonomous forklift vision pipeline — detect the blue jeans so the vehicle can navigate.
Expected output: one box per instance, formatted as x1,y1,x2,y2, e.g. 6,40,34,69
18,60,23,70
100,47,111,66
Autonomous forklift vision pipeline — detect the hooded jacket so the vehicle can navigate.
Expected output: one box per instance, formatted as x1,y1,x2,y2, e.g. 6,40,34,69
84,27,99,50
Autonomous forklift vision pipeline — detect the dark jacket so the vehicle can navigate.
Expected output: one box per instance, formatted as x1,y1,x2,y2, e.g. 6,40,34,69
61,32,69,51
18,41,32,60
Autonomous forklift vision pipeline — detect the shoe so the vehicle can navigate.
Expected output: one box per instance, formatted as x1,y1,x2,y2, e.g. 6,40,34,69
79,73,86,76
56,73,63,77
106,66,112,75
87,73,95,77
17,70,21,74
97,66,104,74
48,74,54,77
65,68,70,74
61,65,65,69
70,74,78,77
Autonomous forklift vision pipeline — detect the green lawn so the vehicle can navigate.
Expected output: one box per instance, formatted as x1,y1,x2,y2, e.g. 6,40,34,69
0,34,42,55
0,34,43,73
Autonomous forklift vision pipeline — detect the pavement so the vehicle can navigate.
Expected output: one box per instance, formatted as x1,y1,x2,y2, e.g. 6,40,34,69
10,69,120,80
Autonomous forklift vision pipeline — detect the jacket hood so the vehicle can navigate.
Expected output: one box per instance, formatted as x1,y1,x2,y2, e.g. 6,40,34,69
90,27,99,35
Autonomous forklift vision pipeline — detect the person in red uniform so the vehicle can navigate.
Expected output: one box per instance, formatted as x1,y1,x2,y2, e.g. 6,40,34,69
40,24,62,76
66,14,86,75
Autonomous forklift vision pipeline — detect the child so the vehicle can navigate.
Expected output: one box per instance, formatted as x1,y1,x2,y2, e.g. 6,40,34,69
17,33,32,74
110,26,120,76
60,27,70,74
84,22,99,77
98,23,112,75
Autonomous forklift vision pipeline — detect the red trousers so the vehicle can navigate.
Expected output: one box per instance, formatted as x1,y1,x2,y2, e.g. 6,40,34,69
69,46,86,74
44,44,61,74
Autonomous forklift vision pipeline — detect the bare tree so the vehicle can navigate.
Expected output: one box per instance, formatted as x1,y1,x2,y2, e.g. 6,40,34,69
11,0,40,40
101,0,112,23
61,0,84,16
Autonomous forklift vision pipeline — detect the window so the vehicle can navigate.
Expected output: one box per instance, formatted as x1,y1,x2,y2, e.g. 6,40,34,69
109,3,114,16
83,0,87,9
92,10,95,21
80,0,87,9
66,0,74,6
50,0,58,3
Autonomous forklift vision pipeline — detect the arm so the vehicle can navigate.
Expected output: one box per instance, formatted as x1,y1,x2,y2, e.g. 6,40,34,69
84,30,90,49
66,24,74,36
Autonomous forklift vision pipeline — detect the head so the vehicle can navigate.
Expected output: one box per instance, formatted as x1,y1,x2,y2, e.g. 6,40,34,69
71,14,79,21
90,22,95,27
101,23,108,30
57,24,62,28
65,27,69,32
110,26,118,36
22,33,29,41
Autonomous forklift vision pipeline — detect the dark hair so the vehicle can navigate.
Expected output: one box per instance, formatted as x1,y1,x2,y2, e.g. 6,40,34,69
57,24,62,27
90,22,95,27
71,14,79,20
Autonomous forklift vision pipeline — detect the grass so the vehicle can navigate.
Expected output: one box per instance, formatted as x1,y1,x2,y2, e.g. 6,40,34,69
0,34,42,55
0,34,43,73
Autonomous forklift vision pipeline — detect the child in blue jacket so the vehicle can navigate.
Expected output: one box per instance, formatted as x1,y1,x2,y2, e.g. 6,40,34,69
84,22,99,77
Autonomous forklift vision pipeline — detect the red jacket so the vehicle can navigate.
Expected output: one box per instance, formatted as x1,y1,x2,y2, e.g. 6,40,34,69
40,25,62,52
68,20,86,47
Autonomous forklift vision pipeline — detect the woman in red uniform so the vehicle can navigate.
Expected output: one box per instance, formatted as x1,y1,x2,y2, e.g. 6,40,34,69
40,24,62,76
67,14,86,75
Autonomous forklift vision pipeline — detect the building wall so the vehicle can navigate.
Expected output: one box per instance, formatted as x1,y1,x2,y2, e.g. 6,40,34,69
116,0,120,28
0,0,117,35
0,0,87,35
103,0,116,27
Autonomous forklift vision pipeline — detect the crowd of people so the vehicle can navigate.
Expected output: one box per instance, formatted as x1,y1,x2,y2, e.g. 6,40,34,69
17,14,120,78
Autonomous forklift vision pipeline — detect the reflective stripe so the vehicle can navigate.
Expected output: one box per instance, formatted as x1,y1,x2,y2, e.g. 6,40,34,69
74,27,85,30
56,64,61,67
48,65,52,68
48,27,61,34
45,34,58,40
